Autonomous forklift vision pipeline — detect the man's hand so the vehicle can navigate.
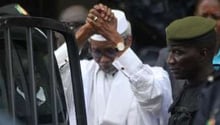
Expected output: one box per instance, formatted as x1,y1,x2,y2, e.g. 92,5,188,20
75,3,115,48
87,4,122,46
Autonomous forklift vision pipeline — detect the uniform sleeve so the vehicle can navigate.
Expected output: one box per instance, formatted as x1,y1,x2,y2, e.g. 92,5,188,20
113,48,172,117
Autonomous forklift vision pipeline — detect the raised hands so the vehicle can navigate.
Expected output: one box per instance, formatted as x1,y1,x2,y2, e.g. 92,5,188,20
86,3,120,43
89,3,114,22
75,3,127,51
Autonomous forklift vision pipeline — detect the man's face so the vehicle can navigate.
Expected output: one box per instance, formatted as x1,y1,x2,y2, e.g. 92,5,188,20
196,0,220,34
90,40,118,73
167,44,202,79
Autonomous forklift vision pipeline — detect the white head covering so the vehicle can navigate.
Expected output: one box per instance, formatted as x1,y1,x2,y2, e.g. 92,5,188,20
90,9,129,41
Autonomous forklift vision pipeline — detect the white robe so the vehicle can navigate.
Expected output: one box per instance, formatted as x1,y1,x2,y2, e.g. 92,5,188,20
55,45,172,125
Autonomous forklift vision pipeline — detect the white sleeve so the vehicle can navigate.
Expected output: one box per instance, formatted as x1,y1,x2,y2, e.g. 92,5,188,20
113,48,172,118
55,43,69,68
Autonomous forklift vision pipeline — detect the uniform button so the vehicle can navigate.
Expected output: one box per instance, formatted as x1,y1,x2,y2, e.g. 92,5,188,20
121,67,125,70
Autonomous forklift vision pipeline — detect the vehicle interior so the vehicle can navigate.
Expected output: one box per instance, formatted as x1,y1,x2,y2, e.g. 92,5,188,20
0,16,87,125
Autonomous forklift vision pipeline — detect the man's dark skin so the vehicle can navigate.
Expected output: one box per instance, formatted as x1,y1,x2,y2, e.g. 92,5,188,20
167,37,216,125
84,4,133,73
167,43,214,82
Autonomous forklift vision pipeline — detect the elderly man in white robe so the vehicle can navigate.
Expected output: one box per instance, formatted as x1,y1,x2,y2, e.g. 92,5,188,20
55,3,172,125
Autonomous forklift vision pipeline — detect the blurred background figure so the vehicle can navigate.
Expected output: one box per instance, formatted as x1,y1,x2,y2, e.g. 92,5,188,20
55,4,92,60
195,0,220,70
59,5,88,35
56,4,88,47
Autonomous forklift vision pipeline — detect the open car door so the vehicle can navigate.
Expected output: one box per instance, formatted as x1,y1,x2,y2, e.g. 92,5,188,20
0,16,87,125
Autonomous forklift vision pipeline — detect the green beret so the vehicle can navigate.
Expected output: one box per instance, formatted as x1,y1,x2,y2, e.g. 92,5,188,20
166,16,216,42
